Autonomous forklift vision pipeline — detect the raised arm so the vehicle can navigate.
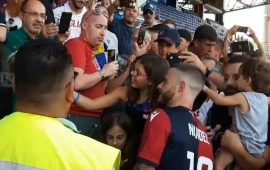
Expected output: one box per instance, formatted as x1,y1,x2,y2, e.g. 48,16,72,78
74,86,128,111
203,85,244,107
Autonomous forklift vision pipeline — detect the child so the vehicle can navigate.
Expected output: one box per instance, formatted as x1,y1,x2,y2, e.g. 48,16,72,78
203,58,270,170
74,54,169,134
101,112,135,170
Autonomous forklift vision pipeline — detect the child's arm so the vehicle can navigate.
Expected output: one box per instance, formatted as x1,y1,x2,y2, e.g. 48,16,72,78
74,86,128,111
268,97,270,105
203,85,245,107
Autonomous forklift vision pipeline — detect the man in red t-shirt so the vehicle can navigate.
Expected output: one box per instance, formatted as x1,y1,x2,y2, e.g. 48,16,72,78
65,7,119,136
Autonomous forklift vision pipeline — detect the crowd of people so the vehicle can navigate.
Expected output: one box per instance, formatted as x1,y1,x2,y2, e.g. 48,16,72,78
0,0,270,170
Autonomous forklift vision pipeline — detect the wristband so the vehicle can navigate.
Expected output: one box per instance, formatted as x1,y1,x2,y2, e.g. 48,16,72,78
74,92,80,103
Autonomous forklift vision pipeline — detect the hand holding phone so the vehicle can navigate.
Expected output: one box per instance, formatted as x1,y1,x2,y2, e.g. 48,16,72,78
166,52,185,66
108,49,117,63
137,26,147,45
58,12,72,34
238,26,249,33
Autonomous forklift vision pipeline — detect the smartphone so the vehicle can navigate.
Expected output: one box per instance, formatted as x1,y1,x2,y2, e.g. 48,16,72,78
238,26,249,33
58,12,72,34
137,26,147,45
108,49,117,62
231,41,252,53
166,52,185,66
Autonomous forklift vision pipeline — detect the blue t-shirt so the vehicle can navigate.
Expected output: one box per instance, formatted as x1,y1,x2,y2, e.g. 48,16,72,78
125,100,151,134
108,19,135,56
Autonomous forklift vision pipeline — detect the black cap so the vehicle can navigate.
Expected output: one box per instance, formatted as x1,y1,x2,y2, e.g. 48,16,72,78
155,28,181,45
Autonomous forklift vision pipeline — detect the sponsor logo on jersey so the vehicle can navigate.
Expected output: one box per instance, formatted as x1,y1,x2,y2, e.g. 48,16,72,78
150,110,159,122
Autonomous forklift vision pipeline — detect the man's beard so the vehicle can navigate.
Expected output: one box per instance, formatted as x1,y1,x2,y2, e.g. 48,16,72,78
73,1,85,9
157,89,175,107
224,85,240,95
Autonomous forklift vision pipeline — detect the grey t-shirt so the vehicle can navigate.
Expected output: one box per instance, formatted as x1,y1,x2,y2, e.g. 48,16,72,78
233,92,268,157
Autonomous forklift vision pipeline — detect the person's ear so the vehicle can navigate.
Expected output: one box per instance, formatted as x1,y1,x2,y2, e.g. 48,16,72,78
81,21,88,31
247,77,252,85
65,82,75,103
178,81,185,92
194,39,199,47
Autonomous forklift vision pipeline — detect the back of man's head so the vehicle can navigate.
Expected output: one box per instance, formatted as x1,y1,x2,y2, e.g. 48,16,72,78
172,63,205,98
193,24,217,42
15,39,72,103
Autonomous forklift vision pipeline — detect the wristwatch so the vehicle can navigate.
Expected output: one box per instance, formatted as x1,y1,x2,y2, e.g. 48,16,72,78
99,70,106,79
205,67,213,78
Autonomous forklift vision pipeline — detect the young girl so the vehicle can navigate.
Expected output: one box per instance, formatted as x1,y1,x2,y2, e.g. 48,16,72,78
203,58,270,170
100,112,135,170
74,54,169,134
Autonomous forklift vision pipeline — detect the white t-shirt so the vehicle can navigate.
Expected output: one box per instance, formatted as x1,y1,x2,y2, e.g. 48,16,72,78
105,30,118,54
104,30,118,62
5,10,22,31
53,2,87,40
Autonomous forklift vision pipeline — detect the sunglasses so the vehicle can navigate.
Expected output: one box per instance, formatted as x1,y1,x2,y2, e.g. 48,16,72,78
143,10,154,15
84,8,109,20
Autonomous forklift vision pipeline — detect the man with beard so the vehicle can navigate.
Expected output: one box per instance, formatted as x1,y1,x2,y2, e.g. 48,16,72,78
108,3,138,56
204,55,246,153
134,63,214,170
4,0,46,53
51,0,87,40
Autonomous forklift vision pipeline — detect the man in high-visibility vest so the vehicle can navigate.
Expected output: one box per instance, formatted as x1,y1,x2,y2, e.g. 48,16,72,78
0,39,120,170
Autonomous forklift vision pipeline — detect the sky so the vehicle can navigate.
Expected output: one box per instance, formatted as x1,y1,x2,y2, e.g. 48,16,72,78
223,5,267,42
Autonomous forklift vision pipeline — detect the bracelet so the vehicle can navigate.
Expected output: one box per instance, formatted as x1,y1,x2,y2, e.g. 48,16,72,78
74,92,80,103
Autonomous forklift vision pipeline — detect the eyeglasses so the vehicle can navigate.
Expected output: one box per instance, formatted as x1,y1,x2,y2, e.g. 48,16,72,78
130,69,147,77
83,8,109,21
22,11,47,20
65,71,79,88
143,10,153,15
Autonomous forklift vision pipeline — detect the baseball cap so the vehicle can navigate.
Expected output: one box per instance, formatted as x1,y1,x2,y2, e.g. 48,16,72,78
177,29,192,42
155,28,181,45
142,3,155,13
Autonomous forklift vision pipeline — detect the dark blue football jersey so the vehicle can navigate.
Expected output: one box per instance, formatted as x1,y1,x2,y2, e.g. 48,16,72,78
138,106,214,170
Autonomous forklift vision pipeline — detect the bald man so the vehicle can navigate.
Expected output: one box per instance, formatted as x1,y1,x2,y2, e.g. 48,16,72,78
65,9,119,136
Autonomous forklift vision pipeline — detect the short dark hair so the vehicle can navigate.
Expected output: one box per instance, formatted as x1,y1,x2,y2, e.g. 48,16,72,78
15,39,72,103
162,19,176,27
226,54,247,65
240,58,270,96
193,24,217,42
172,63,205,97
178,29,192,42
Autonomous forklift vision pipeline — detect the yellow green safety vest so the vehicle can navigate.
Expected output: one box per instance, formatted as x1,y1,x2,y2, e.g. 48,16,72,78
0,112,121,170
